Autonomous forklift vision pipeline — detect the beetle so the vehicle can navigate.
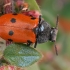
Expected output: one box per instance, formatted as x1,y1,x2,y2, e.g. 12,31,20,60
0,13,58,48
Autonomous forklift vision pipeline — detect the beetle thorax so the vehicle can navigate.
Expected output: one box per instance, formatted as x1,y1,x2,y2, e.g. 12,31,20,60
36,19,51,43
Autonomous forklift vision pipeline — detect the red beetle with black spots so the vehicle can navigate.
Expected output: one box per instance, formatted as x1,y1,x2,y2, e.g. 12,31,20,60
0,13,58,48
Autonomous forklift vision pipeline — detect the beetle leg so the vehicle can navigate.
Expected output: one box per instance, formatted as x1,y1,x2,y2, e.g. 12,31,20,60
27,40,32,46
34,39,37,48
39,15,42,23
34,15,42,48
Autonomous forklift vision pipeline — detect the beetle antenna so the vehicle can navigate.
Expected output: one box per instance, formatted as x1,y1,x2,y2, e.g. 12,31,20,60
56,15,59,29
55,43,58,55
54,15,59,55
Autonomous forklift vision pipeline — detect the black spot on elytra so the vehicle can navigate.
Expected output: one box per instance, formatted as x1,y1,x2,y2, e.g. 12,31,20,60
31,17,36,20
12,13,17,15
9,31,14,36
10,18,16,23
8,39,13,41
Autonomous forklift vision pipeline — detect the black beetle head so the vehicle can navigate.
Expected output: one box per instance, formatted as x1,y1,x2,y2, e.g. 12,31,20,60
49,15,58,42
34,15,58,55
35,19,58,43
49,27,58,42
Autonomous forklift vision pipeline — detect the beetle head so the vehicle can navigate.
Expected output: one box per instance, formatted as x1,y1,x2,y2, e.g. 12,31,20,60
36,15,58,43
49,27,58,42
34,15,58,55
49,15,58,42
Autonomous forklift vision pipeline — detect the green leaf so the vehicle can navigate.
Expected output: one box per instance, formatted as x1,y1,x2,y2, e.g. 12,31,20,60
3,43,41,67
25,0,41,12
